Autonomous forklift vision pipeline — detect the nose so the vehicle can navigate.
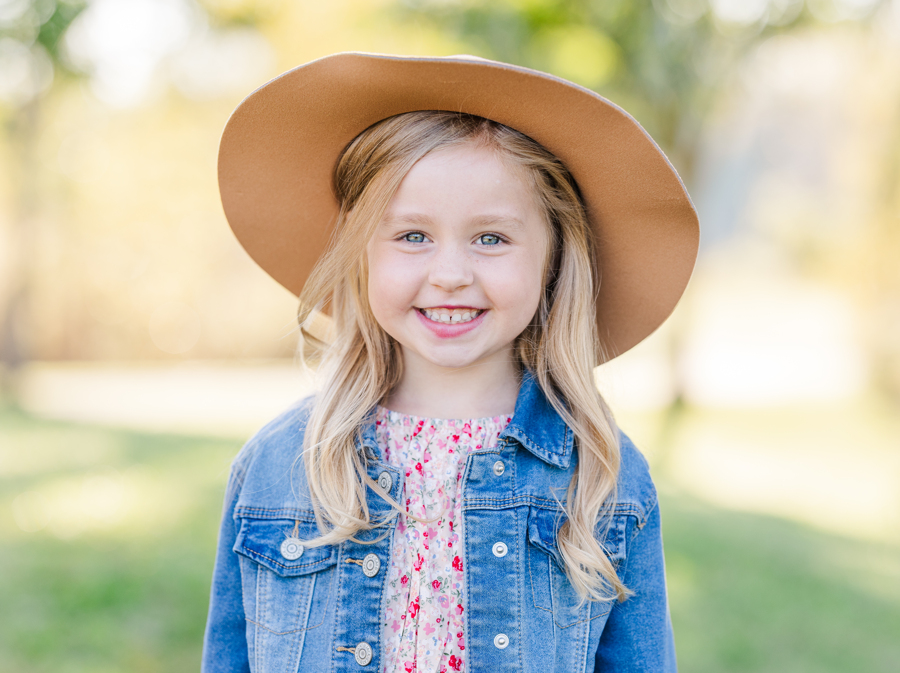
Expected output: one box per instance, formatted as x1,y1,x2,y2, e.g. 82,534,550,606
428,243,473,292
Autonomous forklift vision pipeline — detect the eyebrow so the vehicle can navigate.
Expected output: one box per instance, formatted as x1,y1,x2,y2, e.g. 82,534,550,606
384,213,526,230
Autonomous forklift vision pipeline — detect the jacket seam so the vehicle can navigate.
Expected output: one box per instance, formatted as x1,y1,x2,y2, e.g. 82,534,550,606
240,545,337,572
516,506,525,671
235,507,318,520
463,497,646,516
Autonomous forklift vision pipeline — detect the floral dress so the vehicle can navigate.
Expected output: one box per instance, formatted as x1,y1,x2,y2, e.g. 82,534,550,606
376,407,512,673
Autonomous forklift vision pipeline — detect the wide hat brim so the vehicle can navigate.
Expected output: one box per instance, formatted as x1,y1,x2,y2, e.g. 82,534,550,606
218,52,699,362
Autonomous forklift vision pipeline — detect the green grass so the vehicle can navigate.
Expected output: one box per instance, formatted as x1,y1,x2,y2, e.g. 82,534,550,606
0,407,237,673
1,407,898,672
662,494,900,672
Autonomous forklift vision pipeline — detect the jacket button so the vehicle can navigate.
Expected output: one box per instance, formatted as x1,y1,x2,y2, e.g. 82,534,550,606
492,542,508,557
355,641,373,665
280,537,304,560
494,633,510,649
362,553,381,577
493,460,505,476
377,471,393,492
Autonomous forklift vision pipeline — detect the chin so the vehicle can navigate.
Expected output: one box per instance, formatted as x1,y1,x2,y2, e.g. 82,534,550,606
423,354,481,370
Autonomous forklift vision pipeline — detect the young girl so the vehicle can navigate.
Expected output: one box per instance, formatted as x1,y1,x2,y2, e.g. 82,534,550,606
203,53,698,673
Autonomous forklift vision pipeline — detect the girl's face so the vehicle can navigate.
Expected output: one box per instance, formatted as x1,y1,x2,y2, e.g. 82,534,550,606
366,142,549,375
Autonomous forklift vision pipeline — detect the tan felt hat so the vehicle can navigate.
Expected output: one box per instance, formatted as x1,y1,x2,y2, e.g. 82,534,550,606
218,52,699,361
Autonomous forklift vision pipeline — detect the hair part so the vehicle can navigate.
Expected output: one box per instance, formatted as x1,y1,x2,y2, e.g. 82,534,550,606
297,110,628,602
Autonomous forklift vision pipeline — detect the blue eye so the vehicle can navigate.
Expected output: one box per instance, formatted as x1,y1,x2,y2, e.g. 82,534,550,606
478,234,502,246
403,232,426,243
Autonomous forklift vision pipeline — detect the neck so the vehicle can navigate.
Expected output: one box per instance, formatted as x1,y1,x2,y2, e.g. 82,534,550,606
385,350,521,419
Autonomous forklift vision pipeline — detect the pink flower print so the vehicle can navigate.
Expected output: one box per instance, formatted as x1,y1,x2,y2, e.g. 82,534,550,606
375,409,511,673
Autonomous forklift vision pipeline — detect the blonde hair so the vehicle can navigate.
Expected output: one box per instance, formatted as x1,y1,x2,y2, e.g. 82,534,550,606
297,111,627,602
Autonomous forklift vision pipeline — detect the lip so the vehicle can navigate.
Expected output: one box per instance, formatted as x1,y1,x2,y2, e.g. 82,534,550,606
420,305,484,310
415,307,487,339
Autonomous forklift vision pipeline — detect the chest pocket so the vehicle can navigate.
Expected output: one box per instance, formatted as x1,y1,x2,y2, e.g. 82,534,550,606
526,507,627,628
234,515,338,672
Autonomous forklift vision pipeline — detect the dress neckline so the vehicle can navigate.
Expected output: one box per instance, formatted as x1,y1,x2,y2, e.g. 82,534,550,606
375,405,513,426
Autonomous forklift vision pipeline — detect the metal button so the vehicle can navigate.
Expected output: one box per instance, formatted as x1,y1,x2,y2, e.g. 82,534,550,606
362,553,381,577
494,633,510,649
280,537,304,561
377,471,393,492
493,460,505,476
492,541,508,558
355,641,373,665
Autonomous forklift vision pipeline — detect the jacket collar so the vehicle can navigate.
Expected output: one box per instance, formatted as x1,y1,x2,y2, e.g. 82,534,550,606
357,369,574,469
499,369,574,469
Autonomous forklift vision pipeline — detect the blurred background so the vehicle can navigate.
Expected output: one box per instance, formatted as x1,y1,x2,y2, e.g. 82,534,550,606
1,0,899,670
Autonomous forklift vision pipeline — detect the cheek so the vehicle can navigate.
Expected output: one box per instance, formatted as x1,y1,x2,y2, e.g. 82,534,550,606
367,249,419,320
484,255,545,322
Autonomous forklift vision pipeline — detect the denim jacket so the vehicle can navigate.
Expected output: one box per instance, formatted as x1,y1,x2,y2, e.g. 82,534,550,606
202,372,676,672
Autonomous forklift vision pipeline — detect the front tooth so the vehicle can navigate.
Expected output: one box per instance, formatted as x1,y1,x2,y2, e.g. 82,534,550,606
440,313,450,323
451,314,461,323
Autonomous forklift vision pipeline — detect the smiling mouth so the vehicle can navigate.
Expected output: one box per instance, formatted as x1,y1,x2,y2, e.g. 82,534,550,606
419,308,484,324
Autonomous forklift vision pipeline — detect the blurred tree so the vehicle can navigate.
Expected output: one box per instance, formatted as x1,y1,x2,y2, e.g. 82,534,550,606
0,0,86,395
0,0,273,394
391,0,894,182
390,0,892,438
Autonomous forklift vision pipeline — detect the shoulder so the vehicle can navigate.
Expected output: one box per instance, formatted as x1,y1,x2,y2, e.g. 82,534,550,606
229,395,316,508
612,430,659,528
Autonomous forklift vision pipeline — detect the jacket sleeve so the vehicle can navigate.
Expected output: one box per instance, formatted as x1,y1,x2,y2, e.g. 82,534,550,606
594,500,677,672
201,460,250,673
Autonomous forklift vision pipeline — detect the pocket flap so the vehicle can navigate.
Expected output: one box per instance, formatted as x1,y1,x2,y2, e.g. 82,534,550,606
527,507,567,570
234,517,338,577
528,507,628,567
